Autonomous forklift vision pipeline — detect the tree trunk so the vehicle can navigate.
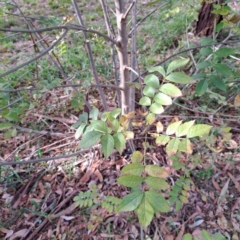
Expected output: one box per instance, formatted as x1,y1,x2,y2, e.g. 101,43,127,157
195,0,224,36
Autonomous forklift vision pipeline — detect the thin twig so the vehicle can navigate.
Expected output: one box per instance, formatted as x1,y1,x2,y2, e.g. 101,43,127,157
0,144,101,166
0,25,118,45
0,97,22,111
0,30,68,78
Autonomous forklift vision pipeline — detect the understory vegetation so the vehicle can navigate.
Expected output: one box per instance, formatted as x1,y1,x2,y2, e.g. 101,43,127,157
0,0,240,239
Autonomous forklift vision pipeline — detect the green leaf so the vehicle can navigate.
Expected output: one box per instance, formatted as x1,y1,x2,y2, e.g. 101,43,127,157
113,132,126,154
180,195,188,203
156,135,170,145
166,121,182,135
150,103,164,114
167,58,189,74
213,63,233,76
143,85,155,97
147,66,166,77
212,233,227,240
106,113,120,132
166,72,195,84
75,124,87,139
132,151,143,163
135,193,154,227
145,176,169,190
91,120,108,134
215,48,235,57
209,76,226,91
200,47,213,56
139,96,151,106
5,112,20,121
0,122,13,130
121,163,144,176
118,175,143,188
176,120,195,137
146,114,156,127
89,108,99,120
119,190,144,212
110,108,121,118
192,72,206,80
187,124,212,138
195,79,208,95
101,134,114,159
145,165,169,178
159,83,182,97
178,139,192,154
153,93,172,105
200,37,213,46
71,120,82,129
175,199,183,211
196,61,211,69
166,138,180,155
79,112,88,123
144,74,159,88
201,230,212,240
183,233,193,240
79,131,102,149
145,190,170,213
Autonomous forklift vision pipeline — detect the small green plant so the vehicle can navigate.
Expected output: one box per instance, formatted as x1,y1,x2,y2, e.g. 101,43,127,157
183,230,227,240
72,59,214,228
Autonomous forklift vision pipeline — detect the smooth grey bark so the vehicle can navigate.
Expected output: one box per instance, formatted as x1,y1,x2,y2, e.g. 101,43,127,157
114,0,131,114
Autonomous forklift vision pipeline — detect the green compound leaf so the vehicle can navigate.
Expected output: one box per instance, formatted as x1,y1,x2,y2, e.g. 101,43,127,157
166,137,180,155
150,102,164,114
209,76,226,91
176,199,183,211
166,72,195,84
145,165,169,178
89,108,99,120
176,120,195,137
79,131,102,149
75,123,87,140
215,47,235,58
182,233,193,240
139,96,151,106
187,124,212,138
201,230,212,240
145,190,170,213
167,58,189,74
178,139,193,154
145,176,169,190
147,65,166,77
213,63,233,76
166,121,182,135
143,85,156,97
159,83,182,97
121,163,144,176
0,122,13,130
195,79,208,95
200,47,213,56
118,175,143,188
144,74,159,88
119,190,144,212
91,120,108,134
113,132,126,155
101,134,114,159
146,113,156,125
153,93,172,105
135,193,154,227
196,61,211,69
132,151,143,163
110,108,122,118
156,135,170,146
5,112,20,121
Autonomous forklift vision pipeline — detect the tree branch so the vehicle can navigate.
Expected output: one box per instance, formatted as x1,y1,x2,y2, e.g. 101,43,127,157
0,25,118,45
0,30,68,78
0,145,101,166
